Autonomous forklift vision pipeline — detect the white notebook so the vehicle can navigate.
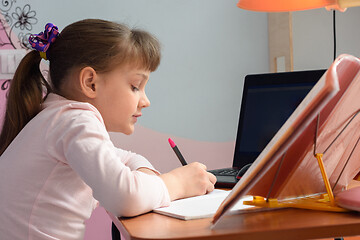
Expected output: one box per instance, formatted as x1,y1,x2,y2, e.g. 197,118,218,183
153,189,254,220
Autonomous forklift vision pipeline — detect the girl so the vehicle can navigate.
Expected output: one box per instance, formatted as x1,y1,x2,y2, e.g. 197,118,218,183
0,19,216,239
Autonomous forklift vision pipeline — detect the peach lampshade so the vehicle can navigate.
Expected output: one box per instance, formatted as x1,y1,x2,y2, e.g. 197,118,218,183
237,0,360,12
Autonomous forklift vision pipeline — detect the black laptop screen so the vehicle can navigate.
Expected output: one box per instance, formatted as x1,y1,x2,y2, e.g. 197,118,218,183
233,70,326,168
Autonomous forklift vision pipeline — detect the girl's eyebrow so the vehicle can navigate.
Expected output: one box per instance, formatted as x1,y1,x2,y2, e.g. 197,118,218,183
136,73,149,81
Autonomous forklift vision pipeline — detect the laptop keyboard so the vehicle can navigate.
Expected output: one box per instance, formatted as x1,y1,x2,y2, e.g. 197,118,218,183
209,169,239,176
209,164,252,179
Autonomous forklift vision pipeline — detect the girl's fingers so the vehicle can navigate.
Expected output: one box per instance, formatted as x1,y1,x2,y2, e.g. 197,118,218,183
207,172,217,185
206,179,215,193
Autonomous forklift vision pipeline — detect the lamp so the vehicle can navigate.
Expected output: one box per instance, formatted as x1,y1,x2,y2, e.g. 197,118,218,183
237,0,360,12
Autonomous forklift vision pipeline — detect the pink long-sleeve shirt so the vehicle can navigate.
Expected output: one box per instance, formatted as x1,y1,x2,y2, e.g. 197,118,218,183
0,93,170,240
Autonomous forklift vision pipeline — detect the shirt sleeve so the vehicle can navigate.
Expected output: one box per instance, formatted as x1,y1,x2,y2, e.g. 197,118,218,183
46,106,170,217
113,148,160,174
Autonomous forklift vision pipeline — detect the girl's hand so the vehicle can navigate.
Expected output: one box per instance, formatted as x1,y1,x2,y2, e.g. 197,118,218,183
160,162,217,201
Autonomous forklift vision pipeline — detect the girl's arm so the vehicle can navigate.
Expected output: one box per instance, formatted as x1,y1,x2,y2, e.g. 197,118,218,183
47,107,170,217
137,167,158,175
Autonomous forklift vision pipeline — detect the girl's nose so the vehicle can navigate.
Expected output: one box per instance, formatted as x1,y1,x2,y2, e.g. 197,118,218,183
139,92,150,108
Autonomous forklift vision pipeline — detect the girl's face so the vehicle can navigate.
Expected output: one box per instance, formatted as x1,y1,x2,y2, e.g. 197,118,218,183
94,65,151,134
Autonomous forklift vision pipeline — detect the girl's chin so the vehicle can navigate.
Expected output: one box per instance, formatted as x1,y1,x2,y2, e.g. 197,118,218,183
123,126,135,135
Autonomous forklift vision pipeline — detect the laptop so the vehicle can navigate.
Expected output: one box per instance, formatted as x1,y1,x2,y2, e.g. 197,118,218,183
209,69,326,188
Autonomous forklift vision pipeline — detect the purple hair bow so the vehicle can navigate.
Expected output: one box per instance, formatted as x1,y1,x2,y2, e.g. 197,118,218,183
28,23,59,60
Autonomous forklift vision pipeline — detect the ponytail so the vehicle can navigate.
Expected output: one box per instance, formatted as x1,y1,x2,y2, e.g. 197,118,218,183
0,50,51,155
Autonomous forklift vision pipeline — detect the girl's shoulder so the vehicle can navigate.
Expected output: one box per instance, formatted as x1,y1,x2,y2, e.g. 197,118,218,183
42,93,105,125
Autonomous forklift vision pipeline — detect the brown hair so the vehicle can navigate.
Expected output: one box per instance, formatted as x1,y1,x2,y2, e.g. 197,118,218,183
0,19,161,155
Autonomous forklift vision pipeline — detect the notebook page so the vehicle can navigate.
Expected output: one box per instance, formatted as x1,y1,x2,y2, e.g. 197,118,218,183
153,189,253,220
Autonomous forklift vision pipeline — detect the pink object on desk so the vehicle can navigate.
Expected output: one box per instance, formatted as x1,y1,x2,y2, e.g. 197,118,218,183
336,186,360,212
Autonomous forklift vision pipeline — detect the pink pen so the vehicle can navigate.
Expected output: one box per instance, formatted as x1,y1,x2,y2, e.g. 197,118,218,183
168,138,188,166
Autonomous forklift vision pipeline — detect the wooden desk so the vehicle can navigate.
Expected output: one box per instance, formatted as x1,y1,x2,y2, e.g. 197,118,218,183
112,208,360,240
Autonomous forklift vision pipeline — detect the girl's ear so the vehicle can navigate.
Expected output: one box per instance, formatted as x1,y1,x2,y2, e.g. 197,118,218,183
79,66,98,98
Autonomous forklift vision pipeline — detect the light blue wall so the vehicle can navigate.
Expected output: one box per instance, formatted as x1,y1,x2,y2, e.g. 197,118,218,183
27,0,269,142
292,7,360,70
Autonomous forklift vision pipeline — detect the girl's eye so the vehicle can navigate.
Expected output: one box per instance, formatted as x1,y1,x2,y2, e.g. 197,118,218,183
131,85,139,92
